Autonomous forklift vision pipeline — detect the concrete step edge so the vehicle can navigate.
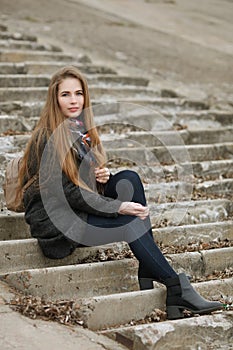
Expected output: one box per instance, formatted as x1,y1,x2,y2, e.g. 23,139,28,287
0,32,37,41
100,310,233,349
0,40,62,52
106,143,233,164
0,234,232,274
1,247,232,294
0,62,118,76
0,198,231,218
0,219,232,243
77,278,233,330
154,220,233,245
0,74,149,88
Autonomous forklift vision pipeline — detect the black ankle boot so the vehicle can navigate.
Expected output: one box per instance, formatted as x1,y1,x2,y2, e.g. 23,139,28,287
138,275,191,290
138,262,162,290
138,277,154,290
165,273,223,320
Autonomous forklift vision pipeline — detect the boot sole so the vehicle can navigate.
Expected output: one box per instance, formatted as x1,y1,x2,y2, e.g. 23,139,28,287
167,304,223,320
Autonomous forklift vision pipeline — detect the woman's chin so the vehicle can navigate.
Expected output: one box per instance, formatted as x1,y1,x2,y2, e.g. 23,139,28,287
67,112,82,118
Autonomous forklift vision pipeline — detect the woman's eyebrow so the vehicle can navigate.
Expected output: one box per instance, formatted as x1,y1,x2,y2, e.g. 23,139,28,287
60,89,83,94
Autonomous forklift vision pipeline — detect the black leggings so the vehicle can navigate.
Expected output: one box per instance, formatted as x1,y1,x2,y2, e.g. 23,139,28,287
87,170,177,283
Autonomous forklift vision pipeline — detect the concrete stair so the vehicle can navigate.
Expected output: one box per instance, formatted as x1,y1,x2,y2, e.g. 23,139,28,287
0,74,149,88
0,49,90,63
0,62,118,75
0,39,62,52
0,25,232,349
101,311,233,349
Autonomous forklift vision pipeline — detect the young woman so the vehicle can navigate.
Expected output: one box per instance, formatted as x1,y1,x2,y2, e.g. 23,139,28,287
18,66,222,320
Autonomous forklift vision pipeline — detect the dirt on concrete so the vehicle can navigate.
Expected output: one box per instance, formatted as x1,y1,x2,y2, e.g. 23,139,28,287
0,0,233,100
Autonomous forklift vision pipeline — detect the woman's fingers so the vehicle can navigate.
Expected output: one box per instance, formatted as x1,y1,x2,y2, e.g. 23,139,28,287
118,202,149,220
134,208,149,220
95,167,110,184
95,167,110,176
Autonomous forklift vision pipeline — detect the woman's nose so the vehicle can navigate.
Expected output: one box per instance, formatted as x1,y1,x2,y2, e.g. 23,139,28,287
70,94,78,103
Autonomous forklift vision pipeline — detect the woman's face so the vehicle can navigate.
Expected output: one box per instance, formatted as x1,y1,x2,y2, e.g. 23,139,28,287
58,77,84,118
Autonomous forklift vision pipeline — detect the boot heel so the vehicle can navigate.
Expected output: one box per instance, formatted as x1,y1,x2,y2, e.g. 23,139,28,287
139,278,154,290
166,305,184,320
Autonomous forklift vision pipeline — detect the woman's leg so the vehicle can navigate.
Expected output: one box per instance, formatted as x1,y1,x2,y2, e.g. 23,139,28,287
129,232,177,283
104,170,147,202
88,170,223,318
87,214,177,283
88,170,177,283
105,170,177,283
104,170,153,238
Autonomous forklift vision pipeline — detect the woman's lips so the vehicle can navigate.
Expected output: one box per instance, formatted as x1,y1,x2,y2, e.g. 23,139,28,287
69,108,79,113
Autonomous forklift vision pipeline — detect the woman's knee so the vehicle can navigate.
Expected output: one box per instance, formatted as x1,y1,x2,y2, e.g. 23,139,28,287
114,170,145,202
105,170,145,202
115,170,142,185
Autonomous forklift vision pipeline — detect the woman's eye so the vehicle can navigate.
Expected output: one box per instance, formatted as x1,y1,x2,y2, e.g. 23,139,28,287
77,91,83,95
61,93,68,97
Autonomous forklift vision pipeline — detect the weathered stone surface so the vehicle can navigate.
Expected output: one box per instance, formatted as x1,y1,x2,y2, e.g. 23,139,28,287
0,309,129,350
1,259,139,299
0,86,157,102
176,110,233,128
166,248,233,277
95,107,233,130
119,97,209,111
1,213,232,247
0,62,117,75
112,159,233,181
190,159,233,178
0,280,128,350
87,75,149,87
0,40,62,52
78,288,166,330
0,32,37,41
89,86,157,100
0,74,148,89
0,100,119,120
78,279,233,331
0,238,130,274
0,74,51,88
102,311,233,350
0,135,19,154
154,221,233,245
1,242,231,293
0,114,32,133
193,278,233,300
150,199,232,226
0,87,48,102
0,62,27,74
144,181,192,203
0,212,29,241
0,199,231,240
202,247,233,275
0,24,8,32
0,100,43,118
124,127,233,145
0,49,91,64
106,143,233,165
195,178,233,195
165,251,204,277
25,61,117,75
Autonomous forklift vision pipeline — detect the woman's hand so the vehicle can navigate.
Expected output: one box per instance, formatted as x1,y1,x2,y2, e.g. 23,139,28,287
118,202,149,220
95,167,110,184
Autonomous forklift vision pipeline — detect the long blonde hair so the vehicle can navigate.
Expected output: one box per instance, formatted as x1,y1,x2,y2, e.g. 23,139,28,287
18,66,106,191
